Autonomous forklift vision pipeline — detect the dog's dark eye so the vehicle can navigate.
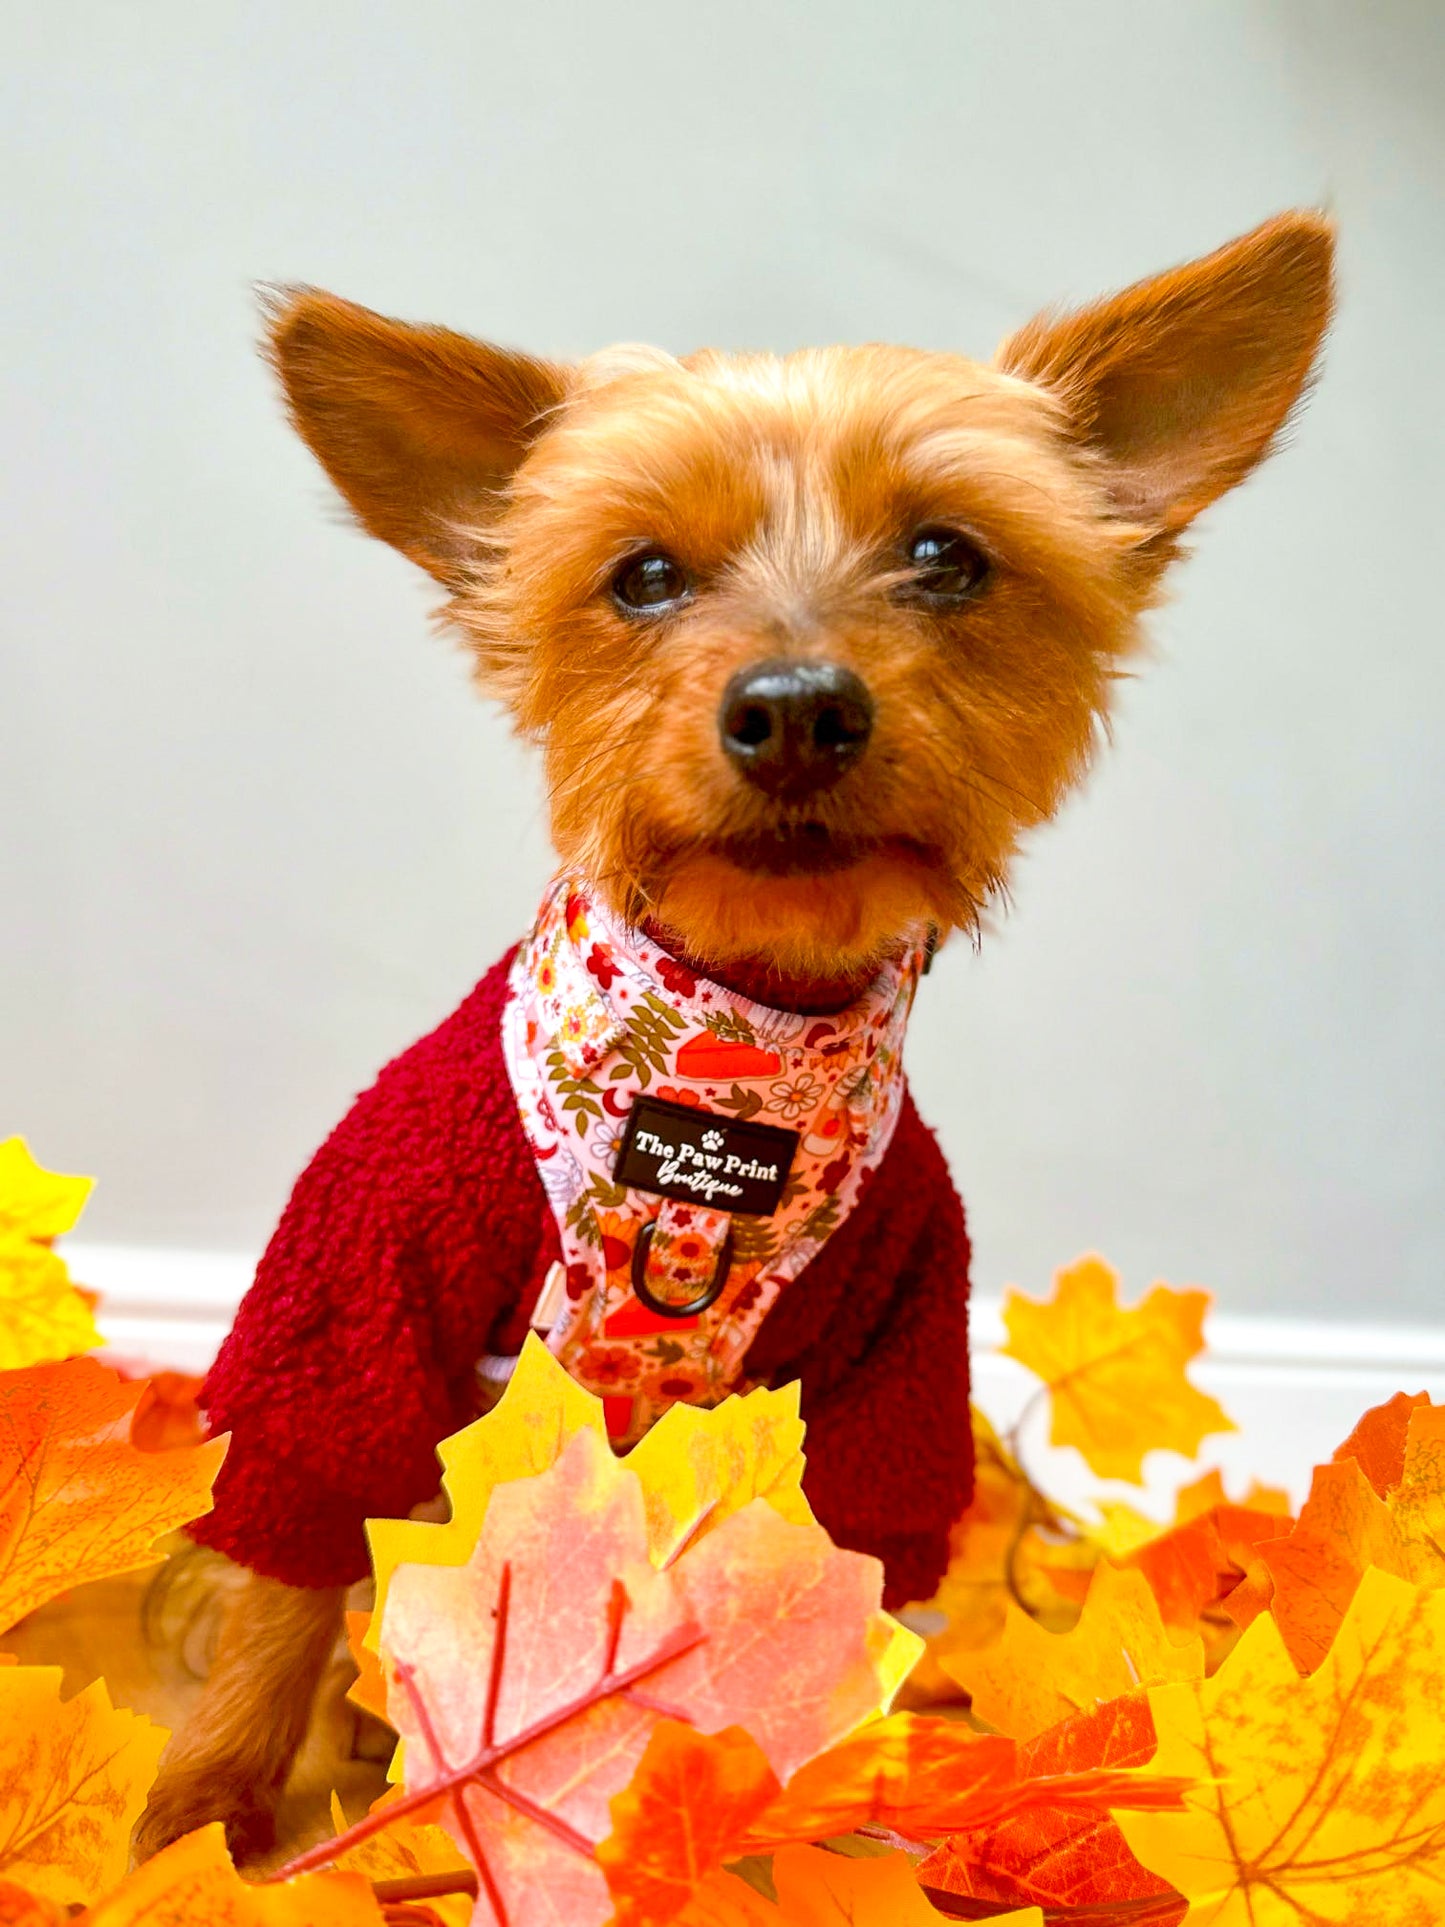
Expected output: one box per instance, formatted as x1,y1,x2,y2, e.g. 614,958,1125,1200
902,526,990,603
612,551,690,614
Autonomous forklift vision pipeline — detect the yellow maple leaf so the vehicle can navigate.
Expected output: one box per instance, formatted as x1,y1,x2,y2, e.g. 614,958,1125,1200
683,1848,1043,1924
1001,1255,1235,1482
0,1238,101,1373
1117,1567,1445,1923
326,1792,470,1927
0,1141,92,1245
81,1822,385,1923
0,1357,228,1633
626,1377,814,1560
0,1668,164,1907
948,1561,1204,1738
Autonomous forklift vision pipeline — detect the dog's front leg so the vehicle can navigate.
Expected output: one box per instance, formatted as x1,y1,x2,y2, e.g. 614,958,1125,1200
134,1570,344,1863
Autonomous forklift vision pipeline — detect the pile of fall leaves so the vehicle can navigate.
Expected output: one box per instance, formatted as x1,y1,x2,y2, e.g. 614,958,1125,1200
4,1134,1445,1925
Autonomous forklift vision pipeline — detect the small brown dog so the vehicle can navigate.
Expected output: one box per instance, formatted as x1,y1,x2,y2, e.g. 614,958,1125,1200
138,211,1333,1859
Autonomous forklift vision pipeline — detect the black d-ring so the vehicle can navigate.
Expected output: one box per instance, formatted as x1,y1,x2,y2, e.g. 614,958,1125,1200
631,1219,734,1319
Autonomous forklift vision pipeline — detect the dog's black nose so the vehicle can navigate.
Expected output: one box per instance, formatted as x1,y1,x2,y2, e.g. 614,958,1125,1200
719,658,874,801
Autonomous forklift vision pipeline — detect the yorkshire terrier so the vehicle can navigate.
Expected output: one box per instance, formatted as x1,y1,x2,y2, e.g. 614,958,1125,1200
137,210,1334,1858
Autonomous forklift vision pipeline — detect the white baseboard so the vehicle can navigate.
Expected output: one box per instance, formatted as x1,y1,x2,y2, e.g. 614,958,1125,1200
63,1239,1445,1521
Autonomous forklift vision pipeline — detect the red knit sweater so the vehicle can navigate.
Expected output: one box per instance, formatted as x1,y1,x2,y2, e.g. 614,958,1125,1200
191,953,973,1608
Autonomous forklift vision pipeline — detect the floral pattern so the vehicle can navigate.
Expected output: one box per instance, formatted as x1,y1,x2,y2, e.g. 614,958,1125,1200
500,876,925,1446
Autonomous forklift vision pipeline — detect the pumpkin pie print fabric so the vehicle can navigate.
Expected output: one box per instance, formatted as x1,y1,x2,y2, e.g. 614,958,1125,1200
500,877,926,1444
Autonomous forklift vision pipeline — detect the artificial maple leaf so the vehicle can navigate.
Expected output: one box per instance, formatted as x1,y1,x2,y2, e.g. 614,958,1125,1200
629,1384,930,1711
0,1141,92,1245
363,1347,917,1770
1258,1398,1445,1671
599,1708,1186,1924
1065,1501,1289,1662
301,1427,893,1927
741,1707,1188,1855
946,1563,1203,1739
0,1356,227,1634
625,1376,814,1557
81,1822,386,1924
1383,1398,1445,1579
919,1693,1186,1924
743,1713,1013,1848
598,1722,780,1927
1256,1458,1411,1671
1117,1567,1445,1924
1001,1256,1234,1482
901,1408,1087,1702
0,1668,164,1907
1332,1388,1431,1495
368,1341,833,1641
327,1793,471,1927
0,1238,101,1374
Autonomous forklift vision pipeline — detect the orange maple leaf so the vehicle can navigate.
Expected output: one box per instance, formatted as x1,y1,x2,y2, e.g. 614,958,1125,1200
741,1709,1188,1852
919,1694,1186,1923
80,1823,385,1923
0,1668,165,1908
0,1358,227,1634
946,1563,1203,1739
1000,1256,1234,1482
1257,1395,1445,1670
598,1722,780,1927
597,1706,1188,1923
1118,1568,1445,1922
1332,1388,1431,1496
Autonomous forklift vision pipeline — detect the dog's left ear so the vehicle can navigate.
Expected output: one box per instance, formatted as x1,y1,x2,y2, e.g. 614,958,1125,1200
264,288,570,589
997,211,1334,558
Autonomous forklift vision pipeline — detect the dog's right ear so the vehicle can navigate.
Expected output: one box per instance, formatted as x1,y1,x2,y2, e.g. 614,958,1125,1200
264,289,570,589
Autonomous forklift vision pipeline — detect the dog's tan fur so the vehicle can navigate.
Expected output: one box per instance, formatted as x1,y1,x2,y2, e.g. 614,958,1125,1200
137,212,1333,1859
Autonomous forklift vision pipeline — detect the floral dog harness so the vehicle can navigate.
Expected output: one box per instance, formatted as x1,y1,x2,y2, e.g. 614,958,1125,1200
499,878,926,1444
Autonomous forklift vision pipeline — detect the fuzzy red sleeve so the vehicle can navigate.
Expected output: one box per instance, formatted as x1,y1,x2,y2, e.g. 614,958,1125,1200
189,956,556,1589
797,1201,973,1607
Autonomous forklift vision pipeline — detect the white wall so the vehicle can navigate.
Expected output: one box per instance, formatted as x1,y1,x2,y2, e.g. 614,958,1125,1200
4,1,1442,1321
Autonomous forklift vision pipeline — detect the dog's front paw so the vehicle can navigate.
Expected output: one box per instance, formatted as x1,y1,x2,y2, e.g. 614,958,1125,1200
133,1767,278,1866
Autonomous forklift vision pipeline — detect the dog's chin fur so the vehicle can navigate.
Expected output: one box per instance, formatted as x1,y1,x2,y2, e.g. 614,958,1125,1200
646,846,952,975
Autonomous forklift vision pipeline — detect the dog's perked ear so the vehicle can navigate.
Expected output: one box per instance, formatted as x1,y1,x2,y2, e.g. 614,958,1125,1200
996,210,1335,567
263,288,569,588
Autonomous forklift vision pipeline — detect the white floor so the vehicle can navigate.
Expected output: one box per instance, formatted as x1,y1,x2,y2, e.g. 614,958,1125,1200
66,1240,1445,1525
